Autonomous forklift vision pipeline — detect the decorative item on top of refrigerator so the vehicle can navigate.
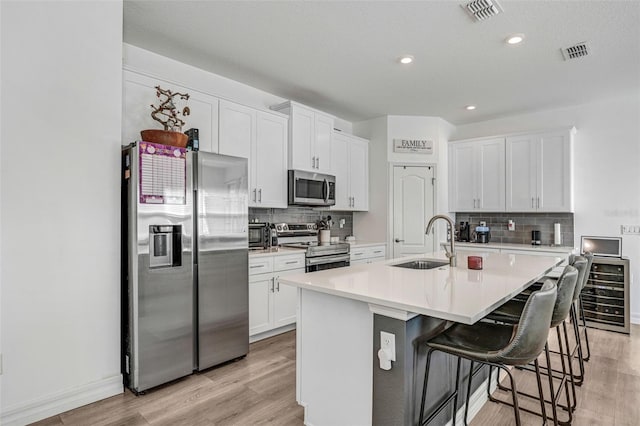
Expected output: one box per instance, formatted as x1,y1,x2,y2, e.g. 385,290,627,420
121,141,249,393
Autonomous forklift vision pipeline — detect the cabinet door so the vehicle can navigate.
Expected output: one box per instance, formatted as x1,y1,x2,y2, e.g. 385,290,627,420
249,274,273,336
331,133,351,210
290,105,315,171
218,100,254,159
539,131,572,212
123,70,219,153
314,113,333,173
506,135,537,211
255,112,288,208
449,143,477,211
273,268,303,328
349,139,369,211
477,138,505,211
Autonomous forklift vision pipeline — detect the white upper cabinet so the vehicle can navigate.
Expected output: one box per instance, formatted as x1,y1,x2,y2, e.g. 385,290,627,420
219,100,288,208
122,69,219,152
331,132,369,211
449,138,505,212
506,128,574,212
255,112,288,208
218,100,253,158
272,101,334,174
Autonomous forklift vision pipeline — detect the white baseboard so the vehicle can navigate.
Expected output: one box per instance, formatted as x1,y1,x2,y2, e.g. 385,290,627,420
1,375,123,426
249,324,296,343
631,312,640,325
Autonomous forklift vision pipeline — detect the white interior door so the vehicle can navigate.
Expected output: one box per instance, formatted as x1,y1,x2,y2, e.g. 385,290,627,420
392,166,435,258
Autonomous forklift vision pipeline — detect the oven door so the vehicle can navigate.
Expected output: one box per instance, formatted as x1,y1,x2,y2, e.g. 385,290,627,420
306,253,351,273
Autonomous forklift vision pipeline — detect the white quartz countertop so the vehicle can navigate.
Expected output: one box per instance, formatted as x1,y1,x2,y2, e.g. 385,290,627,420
279,251,563,325
455,242,575,253
248,247,305,258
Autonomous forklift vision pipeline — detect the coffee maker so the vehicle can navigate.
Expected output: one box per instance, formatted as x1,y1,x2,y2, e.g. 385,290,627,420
473,225,491,244
458,222,471,242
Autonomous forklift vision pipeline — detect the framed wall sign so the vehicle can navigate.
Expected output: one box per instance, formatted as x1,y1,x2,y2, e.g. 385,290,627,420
393,138,434,154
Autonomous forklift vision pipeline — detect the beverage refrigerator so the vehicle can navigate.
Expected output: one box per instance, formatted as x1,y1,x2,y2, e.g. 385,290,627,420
121,141,249,393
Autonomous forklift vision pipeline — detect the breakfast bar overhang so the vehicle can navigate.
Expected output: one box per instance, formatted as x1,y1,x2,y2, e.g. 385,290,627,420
279,251,564,426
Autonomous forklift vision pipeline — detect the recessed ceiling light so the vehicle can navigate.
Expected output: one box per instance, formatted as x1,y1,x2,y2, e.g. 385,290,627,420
399,55,414,65
465,105,477,111
506,34,525,45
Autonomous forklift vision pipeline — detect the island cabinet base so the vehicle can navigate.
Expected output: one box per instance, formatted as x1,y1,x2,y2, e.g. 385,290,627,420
297,288,491,426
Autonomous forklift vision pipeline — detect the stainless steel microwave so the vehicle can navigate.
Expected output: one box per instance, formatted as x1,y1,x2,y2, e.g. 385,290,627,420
288,170,336,207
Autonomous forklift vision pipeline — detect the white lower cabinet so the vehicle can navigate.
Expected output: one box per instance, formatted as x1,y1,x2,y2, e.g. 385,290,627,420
350,244,386,265
249,253,305,338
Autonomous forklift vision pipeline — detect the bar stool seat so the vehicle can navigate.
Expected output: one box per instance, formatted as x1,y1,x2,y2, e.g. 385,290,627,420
419,280,557,426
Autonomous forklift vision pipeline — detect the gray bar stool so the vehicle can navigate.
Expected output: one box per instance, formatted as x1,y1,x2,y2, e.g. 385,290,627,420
485,264,579,425
418,280,558,426
513,254,592,386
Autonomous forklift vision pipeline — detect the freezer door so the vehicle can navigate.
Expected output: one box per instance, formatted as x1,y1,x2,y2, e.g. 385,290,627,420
195,152,249,370
127,143,195,392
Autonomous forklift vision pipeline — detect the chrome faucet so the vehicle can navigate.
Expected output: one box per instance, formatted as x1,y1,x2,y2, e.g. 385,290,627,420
425,215,457,267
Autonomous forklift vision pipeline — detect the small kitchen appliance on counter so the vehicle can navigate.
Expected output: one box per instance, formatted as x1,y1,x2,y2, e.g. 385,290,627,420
473,226,491,243
249,222,271,249
274,222,350,272
458,222,471,242
531,230,541,245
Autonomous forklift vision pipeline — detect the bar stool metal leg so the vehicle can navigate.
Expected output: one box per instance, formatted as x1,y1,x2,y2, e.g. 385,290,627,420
419,349,462,426
578,294,592,362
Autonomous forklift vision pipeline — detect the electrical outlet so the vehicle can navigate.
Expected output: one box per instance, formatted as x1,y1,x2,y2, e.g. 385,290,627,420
621,225,640,235
380,331,396,362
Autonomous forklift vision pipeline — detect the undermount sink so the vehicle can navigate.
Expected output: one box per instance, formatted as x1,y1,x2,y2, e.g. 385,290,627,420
392,260,449,270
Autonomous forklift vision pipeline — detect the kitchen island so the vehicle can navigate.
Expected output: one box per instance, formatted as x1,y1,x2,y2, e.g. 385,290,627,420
278,250,564,426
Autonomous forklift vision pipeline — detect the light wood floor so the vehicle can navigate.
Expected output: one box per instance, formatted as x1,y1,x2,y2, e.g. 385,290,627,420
34,325,639,426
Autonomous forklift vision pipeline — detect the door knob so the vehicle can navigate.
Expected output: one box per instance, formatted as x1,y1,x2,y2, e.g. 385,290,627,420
395,238,404,243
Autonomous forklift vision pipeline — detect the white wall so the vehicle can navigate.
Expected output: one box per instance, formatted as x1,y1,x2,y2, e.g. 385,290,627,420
353,116,454,250
123,44,353,134
453,92,640,323
1,2,124,424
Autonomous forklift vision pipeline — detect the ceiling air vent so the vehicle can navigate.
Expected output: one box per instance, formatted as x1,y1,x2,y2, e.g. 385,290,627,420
562,42,591,60
463,0,503,22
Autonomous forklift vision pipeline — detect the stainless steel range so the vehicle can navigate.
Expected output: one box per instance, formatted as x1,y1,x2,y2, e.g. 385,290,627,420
274,223,350,272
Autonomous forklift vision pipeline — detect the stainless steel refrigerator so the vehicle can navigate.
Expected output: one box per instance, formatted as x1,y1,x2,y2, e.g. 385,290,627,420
121,142,248,393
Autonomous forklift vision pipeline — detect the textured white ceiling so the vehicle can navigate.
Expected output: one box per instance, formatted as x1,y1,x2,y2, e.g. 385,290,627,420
123,1,640,125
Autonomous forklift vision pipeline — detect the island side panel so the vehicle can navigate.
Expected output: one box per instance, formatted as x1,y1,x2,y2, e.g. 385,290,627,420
372,314,448,425
297,288,374,426
372,315,491,426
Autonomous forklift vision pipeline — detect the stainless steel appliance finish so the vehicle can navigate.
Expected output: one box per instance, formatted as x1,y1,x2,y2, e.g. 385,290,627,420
580,256,630,334
248,222,271,249
288,169,336,206
274,222,350,272
195,152,249,370
122,143,248,393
